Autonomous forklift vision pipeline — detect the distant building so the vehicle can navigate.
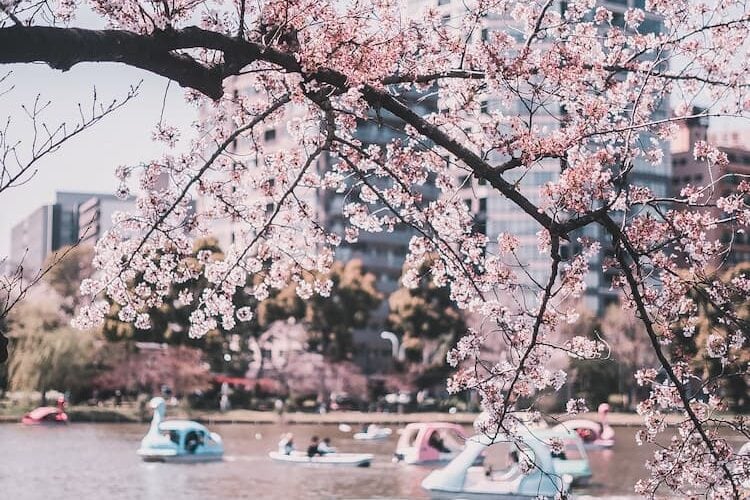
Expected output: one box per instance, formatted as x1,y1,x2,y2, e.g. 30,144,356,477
437,0,671,314
671,113,750,266
10,204,58,273
9,191,135,275
246,319,309,379
77,195,137,246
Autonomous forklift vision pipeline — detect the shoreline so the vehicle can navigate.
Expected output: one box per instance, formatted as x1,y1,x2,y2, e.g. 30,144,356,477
0,407,691,426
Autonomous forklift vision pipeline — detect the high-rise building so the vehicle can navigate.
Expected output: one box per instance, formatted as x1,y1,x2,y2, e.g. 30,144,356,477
77,195,137,246
671,113,750,266
10,204,58,274
9,191,134,276
430,0,671,314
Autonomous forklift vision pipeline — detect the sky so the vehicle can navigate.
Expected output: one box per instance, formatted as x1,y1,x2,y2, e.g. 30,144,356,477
0,60,196,258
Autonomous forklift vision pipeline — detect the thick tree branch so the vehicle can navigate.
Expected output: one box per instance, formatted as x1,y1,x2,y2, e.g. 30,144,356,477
0,26,225,99
600,213,740,497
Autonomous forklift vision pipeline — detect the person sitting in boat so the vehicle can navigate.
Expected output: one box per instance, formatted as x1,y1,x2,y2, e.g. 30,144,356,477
278,433,294,455
428,431,451,453
576,427,595,443
185,430,203,453
307,436,323,457
318,437,336,454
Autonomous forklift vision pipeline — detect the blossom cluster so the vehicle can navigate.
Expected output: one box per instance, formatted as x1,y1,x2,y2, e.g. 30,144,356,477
15,0,748,495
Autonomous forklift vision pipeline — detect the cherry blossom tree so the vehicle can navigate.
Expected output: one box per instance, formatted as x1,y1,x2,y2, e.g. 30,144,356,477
2,0,750,496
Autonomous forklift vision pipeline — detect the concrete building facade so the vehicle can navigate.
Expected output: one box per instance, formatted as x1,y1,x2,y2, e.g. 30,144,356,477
428,0,671,314
671,114,750,266
9,191,134,276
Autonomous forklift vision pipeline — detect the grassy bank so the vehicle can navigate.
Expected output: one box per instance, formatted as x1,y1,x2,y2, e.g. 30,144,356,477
0,405,689,427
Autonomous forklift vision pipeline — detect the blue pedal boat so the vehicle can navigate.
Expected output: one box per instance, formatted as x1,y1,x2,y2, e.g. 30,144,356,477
137,397,224,463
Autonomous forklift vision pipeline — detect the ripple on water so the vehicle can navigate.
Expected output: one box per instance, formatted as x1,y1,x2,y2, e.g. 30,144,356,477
1,422,668,499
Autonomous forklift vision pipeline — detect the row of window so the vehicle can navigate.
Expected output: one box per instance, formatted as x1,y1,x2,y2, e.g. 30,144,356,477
675,154,750,166
672,175,703,185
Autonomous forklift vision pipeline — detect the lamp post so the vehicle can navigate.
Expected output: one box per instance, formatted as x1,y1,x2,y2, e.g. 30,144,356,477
380,331,405,361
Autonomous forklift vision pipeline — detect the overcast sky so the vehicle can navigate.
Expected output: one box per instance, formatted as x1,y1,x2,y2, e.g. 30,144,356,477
0,62,196,258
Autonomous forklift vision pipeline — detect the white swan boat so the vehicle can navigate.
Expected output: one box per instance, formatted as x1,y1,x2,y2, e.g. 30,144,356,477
269,450,374,467
738,442,750,490
137,397,224,463
421,430,570,499
353,425,393,440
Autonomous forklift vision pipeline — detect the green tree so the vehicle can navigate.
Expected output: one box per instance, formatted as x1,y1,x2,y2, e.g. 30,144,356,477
42,245,94,315
101,238,260,375
559,308,619,409
7,289,95,404
672,263,750,410
600,303,657,409
387,256,467,389
257,259,383,360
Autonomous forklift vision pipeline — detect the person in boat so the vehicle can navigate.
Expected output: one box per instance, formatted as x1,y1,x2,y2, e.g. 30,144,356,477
185,430,203,453
307,436,323,457
318,437,336,454
278,433,294,455
428,431,451,453
577,427,595,443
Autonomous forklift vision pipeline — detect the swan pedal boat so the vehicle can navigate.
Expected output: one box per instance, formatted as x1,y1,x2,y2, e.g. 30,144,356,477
269,450,374,467
552,403,615,449
535,429,592,486
137,397,224,463
353,426,393,440
394,422,476,465
421,430,571,499
21,406,69,425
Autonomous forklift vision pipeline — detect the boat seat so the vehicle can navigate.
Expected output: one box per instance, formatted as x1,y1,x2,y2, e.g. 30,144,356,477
465,466,524,494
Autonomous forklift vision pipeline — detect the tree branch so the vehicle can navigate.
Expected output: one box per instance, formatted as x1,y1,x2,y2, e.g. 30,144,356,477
0,26,225,99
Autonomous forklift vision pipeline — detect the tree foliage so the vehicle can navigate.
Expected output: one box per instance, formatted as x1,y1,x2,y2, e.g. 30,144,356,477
2,0,750,495
673,263,750,411
42,245,94,314
6,287,95,402
258,259,382,360
388,256,467,388
101,237,259,374
92,341,211,396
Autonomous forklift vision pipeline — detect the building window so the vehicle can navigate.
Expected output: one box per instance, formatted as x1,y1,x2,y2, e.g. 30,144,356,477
438,0,450,5
480,100,489,114
264,129,277,142
481,28,489,41
479,198,487,212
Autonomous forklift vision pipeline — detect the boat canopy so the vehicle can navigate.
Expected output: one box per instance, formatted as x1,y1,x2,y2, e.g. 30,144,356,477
421,429,564,497
158,420,211,433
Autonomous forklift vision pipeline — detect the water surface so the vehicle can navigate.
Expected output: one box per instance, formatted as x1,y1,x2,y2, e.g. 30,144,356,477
0,422,665,499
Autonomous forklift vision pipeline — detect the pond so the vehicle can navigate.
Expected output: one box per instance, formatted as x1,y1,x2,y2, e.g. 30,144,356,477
0,422,687,499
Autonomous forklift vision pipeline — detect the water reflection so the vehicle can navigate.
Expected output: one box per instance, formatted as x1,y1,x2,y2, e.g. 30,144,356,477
1,423,656,499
